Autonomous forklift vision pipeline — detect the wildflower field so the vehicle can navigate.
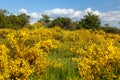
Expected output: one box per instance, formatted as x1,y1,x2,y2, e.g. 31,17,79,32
0,26,120,80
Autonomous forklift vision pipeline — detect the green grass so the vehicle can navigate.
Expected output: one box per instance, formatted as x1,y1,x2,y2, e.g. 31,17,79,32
38,42,80,80
0,38,6,44
41,58,80,80
28,41,80,80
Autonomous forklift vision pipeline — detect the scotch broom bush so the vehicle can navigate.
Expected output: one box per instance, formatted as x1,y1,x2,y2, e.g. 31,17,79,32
0,28,58,80
72,40,120,80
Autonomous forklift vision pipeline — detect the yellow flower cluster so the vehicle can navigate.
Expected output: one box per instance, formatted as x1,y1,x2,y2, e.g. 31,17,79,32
72,40,120,80
9,58,33,80
0,44,9,80
32,22,44,29
0,28,58,80
30,27,53,40
39,39,58,52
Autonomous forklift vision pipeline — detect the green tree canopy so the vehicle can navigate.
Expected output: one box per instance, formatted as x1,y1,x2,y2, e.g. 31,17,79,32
0,9,30,29
51,17,75,30
0,9,8,28
0,9,9,15
17,13,30,27
39,14,50,23
79,12,101,29
38,14,50,27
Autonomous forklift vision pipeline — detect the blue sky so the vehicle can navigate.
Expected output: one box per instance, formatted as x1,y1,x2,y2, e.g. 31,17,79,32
0,0,120,27
0,0,120,12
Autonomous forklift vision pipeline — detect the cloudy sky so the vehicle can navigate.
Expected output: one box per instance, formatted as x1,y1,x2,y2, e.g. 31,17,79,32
0,0,120,27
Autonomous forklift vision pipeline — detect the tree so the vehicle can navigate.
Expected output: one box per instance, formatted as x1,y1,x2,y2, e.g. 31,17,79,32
38,14,50,27
51,17,75,30
17,13,30,27
39,14,50,23
74,20,83,29
102,24,120,34
0,9,30,29
6,14,20,29
79,12,101,29
0,9,9,28
6,13,30,29
0,9,9,15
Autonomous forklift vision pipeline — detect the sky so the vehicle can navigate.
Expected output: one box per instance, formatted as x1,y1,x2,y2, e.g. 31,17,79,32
0,0,120,27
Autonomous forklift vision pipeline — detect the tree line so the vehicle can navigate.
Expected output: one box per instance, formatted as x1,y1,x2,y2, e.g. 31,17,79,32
0,9,30,29
0,9,120,34
38,13,120,34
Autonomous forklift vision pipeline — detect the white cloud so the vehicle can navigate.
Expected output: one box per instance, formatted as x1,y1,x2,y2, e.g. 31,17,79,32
100,11,120,27
18,8,27,14
18,8,120,27
85,7,92,12
29,12,42,19
101,11,120,21
18,9,42,24
29,13,42,24
44,8,82,19
44,8,101,19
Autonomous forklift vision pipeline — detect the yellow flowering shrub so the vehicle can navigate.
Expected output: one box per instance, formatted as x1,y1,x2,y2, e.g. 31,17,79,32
0,44,9,80
72,40,120,80
0,28,58,80
29,27,53,41
39,39,58,52
9,58,33,80
32,22,44,29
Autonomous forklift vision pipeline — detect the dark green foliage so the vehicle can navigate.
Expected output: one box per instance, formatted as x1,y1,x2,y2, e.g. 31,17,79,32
0,9,30,29
74,20,83,29
79,12,101,29
102,24,120,34
17,13,30,27
51,17,75,30
6,14,19,29
0,9,9,28
0,9,8,15
0,14,7,28
38,14,50,27
39,14,50,23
